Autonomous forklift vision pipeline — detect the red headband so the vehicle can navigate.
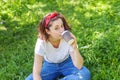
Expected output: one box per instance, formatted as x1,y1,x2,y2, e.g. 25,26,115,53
45,12,58,28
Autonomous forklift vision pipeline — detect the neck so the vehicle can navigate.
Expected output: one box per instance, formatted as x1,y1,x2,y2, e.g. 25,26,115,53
48,37,60,42
48,38,61,48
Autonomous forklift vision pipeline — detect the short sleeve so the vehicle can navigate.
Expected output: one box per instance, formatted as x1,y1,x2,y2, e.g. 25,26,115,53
34,38,45,56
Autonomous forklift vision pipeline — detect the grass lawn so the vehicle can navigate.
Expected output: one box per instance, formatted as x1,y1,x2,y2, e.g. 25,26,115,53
0,0,120,80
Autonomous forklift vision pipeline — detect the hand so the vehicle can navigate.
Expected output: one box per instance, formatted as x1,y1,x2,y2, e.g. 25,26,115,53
70,33,77,49
34,76,42,80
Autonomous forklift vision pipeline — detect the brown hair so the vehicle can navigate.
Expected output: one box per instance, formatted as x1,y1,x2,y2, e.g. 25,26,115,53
38,12,71,41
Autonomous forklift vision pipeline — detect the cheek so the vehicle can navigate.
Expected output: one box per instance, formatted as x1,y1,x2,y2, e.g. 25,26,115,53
50,30,60,36
54,33,59,36
54,32,60,37
52,30,59,34
50,31,58,36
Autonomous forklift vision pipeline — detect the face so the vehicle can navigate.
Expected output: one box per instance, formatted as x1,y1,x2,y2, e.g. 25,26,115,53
46,18,65,40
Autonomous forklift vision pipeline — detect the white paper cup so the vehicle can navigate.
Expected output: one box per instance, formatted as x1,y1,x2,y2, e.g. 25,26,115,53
61,30,74,45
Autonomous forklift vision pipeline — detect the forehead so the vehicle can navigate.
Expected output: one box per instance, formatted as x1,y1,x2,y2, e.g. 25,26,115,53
51,18,63,27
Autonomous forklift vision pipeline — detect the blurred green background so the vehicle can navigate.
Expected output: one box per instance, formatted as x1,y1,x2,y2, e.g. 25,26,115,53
0,0,120,80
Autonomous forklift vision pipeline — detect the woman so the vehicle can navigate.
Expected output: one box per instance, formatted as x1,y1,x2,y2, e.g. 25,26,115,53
26,12,90,80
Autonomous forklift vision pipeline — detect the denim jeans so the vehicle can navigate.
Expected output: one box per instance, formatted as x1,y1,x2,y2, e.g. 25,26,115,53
26,56,90,80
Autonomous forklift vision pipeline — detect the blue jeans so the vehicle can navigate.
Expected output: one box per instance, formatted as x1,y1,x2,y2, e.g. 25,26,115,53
26,57,90,80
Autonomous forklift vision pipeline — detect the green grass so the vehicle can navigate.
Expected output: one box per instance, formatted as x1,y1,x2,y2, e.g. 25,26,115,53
0,0,120,80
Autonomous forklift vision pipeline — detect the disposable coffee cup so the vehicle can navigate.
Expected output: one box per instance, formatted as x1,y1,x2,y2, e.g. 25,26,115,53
61,30,74,45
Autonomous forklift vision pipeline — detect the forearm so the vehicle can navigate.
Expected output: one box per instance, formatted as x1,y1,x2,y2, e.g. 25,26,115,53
33,67,42,80
33,54,43,80
70,45,84,69
33,74,41,80
74,47,83,68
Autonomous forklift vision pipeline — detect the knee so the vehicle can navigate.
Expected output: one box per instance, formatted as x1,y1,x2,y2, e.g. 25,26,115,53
77,66,91,80
60,75,80,80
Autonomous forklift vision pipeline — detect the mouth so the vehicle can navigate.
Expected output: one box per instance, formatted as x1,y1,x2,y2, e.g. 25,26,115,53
59,35,62,37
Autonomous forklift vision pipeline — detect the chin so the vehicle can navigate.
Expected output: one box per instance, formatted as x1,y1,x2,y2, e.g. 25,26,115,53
59,36,62,39
56,37,62,40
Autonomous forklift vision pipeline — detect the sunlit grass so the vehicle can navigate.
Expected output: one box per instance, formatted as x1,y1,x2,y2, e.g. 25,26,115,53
93,31,103,40
83,1,111,16
0,0,120,80
0,26,7,31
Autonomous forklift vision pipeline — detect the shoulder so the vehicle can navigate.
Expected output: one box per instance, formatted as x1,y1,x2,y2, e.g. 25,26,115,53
36,38,46,46
35,38,46,56
37,38,45,42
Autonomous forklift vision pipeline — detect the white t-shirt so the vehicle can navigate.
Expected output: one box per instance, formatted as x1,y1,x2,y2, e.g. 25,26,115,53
35,38,74,63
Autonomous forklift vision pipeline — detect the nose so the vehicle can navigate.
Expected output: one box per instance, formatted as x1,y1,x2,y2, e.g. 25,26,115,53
59,28,64,34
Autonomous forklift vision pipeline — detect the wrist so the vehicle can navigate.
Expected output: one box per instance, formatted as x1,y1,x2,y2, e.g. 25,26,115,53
71,43,78,49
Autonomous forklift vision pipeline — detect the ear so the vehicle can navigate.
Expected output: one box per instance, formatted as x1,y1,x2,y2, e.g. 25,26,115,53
45,29,50,34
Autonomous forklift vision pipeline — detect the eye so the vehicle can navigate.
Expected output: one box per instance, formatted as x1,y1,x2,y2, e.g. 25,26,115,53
55,27,59,30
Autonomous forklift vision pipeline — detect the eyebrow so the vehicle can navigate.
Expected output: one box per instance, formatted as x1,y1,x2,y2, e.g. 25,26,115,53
54,24,63,28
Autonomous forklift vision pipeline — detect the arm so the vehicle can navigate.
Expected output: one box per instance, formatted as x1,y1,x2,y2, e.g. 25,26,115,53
70,34,84,69
33,53,43,80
